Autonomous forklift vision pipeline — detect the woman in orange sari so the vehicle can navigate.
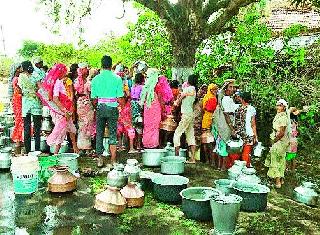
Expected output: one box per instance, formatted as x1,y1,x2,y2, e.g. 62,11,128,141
11,63,23,154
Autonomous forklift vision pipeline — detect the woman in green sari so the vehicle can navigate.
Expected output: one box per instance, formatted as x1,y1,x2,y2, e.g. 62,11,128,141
265,99,290,188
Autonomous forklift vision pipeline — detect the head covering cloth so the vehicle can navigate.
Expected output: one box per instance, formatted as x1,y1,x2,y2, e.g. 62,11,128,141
277,98,292,137
203,83,218,105
8,63,21,98
140,68,160,108
42,63,68,101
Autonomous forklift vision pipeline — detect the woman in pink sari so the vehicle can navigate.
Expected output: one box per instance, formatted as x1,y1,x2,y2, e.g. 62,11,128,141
74,63,95,151
140,69,162,148
38,64,78,154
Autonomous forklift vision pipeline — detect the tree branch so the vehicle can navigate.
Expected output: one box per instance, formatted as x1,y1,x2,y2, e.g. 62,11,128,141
206,0,258,36
203,0,232,20
124,0,175,23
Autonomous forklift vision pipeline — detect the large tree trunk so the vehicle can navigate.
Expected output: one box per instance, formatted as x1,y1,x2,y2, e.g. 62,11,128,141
168,27,203,82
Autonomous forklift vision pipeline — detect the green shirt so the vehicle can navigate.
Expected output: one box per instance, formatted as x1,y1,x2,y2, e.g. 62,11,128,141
91,70,124,107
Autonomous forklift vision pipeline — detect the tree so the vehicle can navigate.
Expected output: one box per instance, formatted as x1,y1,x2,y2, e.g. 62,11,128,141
37,0,258,80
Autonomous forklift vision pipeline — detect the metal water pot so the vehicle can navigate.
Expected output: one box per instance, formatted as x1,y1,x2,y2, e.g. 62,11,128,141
293,182,319,206
237,167,261,184
124,159,141,183
107,164,128,188
0,147,12,169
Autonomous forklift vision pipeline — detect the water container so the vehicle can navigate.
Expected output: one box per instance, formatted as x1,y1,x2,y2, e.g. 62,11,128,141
210,194,242,235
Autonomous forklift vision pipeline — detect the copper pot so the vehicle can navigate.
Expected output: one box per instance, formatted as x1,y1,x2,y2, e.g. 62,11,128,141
120,183,145,208
160,115,177,132
94,186,127,214
48,166,77,193
201,130,215,144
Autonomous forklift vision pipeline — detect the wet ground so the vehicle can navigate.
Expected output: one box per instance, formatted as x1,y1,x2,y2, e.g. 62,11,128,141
1,147,320,235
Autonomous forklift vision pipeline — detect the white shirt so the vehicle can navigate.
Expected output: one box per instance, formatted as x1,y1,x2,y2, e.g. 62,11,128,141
245,105,256,137
222,96,240,124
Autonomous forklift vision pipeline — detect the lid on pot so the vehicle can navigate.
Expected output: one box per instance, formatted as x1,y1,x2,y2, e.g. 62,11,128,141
161,156,186,163
242,167,256,175
143,148,167,153
180,187,220,201
152,175,189,185
294,185,318,197
214,179,235,187
233,182,270,194
127,159,139,165
114,163,125,171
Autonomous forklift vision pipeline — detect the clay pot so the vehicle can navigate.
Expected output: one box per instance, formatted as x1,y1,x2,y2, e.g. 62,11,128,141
120,183,145,208
160,115,177,132
94,186,127,214
48,166,77,193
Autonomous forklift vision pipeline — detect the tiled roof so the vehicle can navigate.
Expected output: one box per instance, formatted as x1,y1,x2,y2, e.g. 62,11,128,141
268,9,320,31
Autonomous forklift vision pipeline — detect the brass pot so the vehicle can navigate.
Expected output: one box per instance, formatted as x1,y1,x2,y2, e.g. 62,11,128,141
120,183,145,208
160,115,177,132
94,186,127,214
201,130,215,144
48,166,77,193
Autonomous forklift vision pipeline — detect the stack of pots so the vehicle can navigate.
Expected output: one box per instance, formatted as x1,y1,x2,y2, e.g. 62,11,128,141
11,155,40,194
228,160,247,180
95,163,128,214
124,159,141,183
94,186,127,214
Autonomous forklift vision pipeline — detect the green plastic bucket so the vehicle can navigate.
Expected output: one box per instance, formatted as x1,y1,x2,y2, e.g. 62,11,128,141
39,156,57,183
12,172,39,194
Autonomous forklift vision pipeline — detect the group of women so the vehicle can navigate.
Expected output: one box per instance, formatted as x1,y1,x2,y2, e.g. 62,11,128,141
8,57,299,188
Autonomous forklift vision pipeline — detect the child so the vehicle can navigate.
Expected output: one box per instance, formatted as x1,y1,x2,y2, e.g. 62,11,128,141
131,73,144,150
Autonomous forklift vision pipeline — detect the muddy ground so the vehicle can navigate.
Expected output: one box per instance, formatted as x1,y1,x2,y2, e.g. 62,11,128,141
0,142,319,235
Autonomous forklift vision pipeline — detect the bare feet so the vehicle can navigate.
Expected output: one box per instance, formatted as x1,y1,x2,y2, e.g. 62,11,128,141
97,155,104,168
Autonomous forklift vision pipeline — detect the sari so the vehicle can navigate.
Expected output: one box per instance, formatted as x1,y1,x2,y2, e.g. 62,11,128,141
74,68,95,150
11,76,23,143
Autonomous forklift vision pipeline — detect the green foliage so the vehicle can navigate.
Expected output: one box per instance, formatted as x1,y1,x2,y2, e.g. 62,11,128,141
0,56,14,79
195,3,320,144
18,40,44,59
18,4,172,73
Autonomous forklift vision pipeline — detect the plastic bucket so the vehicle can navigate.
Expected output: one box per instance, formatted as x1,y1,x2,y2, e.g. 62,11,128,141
210,194,242,235
56,153,79,174
38,156,57,183
12,171,39,194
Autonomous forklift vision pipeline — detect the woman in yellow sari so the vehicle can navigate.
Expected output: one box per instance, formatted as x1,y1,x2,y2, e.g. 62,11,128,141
201,84,218,164
265,99,290,188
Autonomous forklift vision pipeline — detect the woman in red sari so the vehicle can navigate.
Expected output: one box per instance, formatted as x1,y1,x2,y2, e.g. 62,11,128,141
10,63,23,154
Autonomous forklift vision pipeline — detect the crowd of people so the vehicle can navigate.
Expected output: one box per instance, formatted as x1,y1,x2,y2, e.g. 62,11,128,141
8,55,300,188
